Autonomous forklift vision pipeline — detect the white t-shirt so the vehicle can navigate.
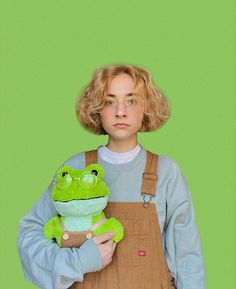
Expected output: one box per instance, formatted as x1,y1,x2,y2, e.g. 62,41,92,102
98,144,141,164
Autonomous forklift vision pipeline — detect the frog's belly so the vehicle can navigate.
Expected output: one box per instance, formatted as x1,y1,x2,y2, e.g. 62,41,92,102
64,215,92,231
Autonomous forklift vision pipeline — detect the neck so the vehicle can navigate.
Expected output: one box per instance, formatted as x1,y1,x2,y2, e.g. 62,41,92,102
106,136,138,152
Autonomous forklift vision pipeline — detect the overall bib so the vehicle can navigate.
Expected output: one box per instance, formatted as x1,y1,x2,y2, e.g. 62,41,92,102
62,149,176,289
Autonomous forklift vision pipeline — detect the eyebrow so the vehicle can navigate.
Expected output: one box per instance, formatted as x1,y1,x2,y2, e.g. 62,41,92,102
106,92,137,97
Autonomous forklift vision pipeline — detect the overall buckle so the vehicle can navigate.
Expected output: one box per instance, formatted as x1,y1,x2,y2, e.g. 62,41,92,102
141,193,153,208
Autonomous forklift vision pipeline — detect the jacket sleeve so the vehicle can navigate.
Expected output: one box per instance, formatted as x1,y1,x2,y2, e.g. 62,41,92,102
164,160,206,289
17,173,103,289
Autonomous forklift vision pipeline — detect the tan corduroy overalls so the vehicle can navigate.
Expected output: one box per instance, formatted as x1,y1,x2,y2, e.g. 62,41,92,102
61,149,176,289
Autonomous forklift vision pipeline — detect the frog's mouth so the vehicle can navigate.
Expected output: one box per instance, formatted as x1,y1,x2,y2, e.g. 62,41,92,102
53,196,108,216
57,195,105,202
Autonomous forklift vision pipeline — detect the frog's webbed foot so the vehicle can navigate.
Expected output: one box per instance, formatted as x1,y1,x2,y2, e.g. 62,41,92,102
93,217,124,243
44,216,63,246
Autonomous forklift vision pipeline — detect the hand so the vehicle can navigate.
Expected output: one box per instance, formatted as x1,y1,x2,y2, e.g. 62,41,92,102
92,232,117,269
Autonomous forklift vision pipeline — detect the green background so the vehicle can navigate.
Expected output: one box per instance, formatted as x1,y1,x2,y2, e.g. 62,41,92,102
0,0,235,288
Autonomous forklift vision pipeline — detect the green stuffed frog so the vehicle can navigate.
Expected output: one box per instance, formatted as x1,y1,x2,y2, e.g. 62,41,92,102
44,164,124,247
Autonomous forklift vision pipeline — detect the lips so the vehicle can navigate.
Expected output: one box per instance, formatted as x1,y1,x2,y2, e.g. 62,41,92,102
114,123,130,128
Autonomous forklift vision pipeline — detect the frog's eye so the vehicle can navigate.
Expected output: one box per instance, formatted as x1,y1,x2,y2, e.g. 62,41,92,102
55,172,72,190
91,170,98,176
80,171,97,189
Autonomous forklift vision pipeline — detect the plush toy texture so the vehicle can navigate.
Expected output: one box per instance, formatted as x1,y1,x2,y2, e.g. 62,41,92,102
44,164,124,247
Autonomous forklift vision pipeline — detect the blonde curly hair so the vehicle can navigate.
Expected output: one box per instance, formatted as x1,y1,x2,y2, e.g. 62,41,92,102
75,64,171,134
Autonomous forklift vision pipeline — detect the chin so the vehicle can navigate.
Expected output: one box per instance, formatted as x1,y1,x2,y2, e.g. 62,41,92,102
109,130,137,139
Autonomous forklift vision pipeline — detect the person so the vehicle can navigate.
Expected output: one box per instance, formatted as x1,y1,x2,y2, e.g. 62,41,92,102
17,64,206,289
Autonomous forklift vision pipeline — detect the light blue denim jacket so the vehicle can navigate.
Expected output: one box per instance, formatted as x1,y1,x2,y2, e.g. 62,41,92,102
17,147,206,289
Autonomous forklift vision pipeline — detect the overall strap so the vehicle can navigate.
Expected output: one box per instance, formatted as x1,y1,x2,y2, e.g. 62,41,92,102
141,150,158,197
85,149,98,166
141,150,158,207
85,148,158,206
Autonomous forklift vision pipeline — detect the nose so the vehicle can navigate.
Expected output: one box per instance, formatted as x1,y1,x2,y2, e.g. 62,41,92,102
115,102,127,118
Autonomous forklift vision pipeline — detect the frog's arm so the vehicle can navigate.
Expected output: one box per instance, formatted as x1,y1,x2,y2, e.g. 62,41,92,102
44,216,63,246
93,217,124,243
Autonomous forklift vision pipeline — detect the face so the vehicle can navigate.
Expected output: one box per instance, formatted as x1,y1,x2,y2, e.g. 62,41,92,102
100,73,144,143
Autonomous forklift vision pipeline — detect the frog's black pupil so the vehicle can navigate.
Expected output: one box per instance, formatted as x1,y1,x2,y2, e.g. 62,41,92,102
91,170,98,176
62,172,68,177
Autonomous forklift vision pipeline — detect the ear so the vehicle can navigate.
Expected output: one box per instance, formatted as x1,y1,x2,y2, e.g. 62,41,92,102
85,164,104,180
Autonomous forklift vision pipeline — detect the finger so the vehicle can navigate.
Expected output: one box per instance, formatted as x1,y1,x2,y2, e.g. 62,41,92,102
105,239,114,247
93,232,115,245
111,242,117,254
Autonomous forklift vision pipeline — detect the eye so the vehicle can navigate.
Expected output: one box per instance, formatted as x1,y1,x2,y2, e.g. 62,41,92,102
55,172,72,190
80,171,97,189
91,170,98,176
104,99,115,105
127,98,137,105
62,172,68,177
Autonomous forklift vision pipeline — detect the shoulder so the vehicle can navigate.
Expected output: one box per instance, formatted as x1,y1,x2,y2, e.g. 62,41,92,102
157,154,182,177
60,151,86,170
157,154,190,200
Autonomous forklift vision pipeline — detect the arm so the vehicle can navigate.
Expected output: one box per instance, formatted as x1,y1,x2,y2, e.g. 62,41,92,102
17,175,103,289
164,161,206,289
